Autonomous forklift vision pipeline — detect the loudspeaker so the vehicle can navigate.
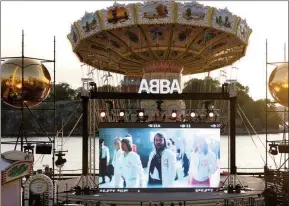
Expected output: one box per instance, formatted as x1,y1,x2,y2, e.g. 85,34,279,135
36,144,52,154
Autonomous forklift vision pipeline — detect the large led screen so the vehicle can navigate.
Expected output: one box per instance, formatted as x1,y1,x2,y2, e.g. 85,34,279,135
98,122,220,192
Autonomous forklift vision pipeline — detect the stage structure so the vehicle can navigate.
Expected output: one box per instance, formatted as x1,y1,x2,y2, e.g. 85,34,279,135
1,30,57,204
67,0,252,191
264,41,289,204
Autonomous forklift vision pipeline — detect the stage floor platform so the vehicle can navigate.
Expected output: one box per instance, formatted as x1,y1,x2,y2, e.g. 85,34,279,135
57,176,264,205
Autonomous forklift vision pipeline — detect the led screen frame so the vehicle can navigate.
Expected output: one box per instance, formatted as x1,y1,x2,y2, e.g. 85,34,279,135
98,122,221,193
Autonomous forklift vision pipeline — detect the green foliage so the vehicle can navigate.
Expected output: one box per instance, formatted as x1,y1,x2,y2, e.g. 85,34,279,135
46,82,77,101
183,78,282,131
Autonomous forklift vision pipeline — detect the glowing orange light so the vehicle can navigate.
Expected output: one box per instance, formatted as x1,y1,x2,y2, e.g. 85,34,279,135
15,84,22,89
274,86,280,92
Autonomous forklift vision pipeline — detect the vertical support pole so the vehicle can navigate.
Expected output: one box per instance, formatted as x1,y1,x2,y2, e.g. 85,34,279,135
265,39,268,189
21,29,24,152
230,96,236,177
21,30,25,206
82,96,89,176
52,36,56,204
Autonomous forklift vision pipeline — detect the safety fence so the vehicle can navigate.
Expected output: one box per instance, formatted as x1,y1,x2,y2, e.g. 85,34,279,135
57,196,266,206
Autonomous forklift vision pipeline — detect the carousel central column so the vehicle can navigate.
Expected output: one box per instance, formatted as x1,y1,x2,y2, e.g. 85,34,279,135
141,61,184,115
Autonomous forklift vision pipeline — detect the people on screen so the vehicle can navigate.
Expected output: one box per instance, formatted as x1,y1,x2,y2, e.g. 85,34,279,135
167,138,176,153
112,137,124,188
119,138,144,188
147,132,177,187
188,136,217,187
125,134,137,153
99,139,112,184
179,139,190,177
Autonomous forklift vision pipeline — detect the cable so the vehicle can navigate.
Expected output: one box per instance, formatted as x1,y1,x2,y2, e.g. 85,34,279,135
237,104,266,148
56,102,82,136
237,108,265,164
63,114,83,145
237,105,278,169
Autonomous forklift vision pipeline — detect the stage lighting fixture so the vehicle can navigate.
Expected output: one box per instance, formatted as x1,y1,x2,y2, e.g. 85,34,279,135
171,110,177,118
208,111,214,118
190,111,196,118
74,185,82,195
235,184,242,194
55,152,67,168
100,111,106,117
138,111,144,117
119,111,125,117
83,185,90,195
89,82,97,91
227,184,234,194
269,143,278,155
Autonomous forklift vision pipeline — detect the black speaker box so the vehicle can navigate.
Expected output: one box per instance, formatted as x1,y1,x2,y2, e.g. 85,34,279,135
36,144,52,154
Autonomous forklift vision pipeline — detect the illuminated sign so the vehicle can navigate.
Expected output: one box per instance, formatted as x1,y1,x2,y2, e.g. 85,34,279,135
138,79,181,94
8,164,28,178
5,161,32,183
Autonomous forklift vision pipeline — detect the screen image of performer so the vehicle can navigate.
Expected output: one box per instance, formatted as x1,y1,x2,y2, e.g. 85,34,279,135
147,132,177,187
99,139,112,184
125,134,137,152
112,137,124,188
188,136,217,187
119,138,144,188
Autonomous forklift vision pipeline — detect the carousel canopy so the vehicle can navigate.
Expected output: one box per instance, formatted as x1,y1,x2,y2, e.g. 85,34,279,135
68,1,252,75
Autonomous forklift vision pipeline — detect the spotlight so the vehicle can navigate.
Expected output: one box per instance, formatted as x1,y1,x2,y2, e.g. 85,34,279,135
100,111,106,117
89,82,97,91
208,112,214,118
138,111,144,117
119,111,125,117
227,184,234,194
235,184,242,194
171,111,177,118
269,143,278,155
83,185,90,195
55,152,67,168
74,185,82,195
190,112,196,118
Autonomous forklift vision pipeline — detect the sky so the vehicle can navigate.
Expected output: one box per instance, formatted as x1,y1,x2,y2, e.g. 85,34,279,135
1,1,288,100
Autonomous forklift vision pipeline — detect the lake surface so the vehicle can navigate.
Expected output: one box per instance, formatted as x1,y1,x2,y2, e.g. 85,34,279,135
1,133,288,173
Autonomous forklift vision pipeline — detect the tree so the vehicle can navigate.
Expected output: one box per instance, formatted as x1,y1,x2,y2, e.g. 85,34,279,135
183,77,220,109
185,8,192,18
46,82,77,101
183,78,282,131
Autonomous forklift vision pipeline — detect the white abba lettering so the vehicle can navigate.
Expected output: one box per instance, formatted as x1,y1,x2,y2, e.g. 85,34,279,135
138,79,181,94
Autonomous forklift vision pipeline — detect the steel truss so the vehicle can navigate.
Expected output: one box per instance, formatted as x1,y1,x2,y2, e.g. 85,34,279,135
1,30,57,204
264,40,289,204
81,87,243,192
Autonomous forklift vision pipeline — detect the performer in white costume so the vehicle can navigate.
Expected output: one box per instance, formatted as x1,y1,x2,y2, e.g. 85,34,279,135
147,132,177,187
112,137,124,188
188,136,217,187
120,138,144,188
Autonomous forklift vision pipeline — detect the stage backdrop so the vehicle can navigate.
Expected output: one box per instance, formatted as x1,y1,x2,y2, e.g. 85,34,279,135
98,123,220,192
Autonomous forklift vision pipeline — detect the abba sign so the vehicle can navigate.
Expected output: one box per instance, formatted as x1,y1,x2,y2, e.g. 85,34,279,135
138,79,182,94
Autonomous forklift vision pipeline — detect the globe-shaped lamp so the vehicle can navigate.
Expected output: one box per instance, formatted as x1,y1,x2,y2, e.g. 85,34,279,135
268,63,288,107
1,58,51,108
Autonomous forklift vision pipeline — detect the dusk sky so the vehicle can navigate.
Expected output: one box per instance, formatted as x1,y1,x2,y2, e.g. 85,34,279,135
1,1,288,100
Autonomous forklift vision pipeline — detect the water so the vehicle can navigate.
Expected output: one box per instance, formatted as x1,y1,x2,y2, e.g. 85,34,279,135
1,133,288,173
